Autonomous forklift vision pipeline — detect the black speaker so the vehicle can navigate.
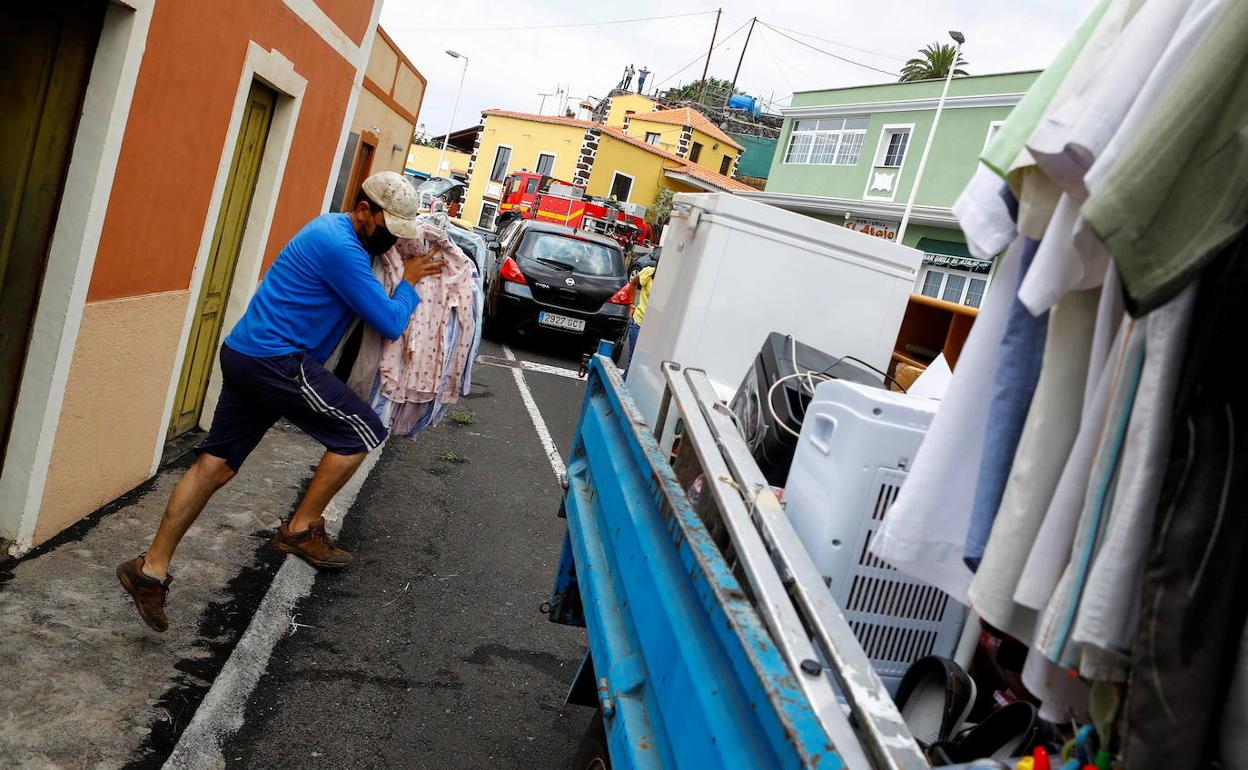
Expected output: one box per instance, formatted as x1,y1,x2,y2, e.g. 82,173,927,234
729,333,885,486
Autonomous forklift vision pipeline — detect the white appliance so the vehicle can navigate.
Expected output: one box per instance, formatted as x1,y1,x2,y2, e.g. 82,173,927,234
627,192,921,426
783,378,964,692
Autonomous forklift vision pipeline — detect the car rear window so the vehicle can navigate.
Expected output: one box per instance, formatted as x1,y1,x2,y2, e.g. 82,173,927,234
518,232,624,277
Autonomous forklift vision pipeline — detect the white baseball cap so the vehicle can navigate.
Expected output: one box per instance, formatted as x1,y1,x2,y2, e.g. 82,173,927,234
360,171,421,238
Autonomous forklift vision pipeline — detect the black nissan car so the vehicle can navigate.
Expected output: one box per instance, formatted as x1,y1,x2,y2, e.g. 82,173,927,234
484,220,631,346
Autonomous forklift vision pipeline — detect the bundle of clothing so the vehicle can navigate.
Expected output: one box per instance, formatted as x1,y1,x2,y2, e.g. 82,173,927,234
870,1,1248,766
334,217,483,438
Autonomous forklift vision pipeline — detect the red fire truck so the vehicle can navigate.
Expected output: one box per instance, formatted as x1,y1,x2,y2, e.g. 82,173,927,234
495,171,653,250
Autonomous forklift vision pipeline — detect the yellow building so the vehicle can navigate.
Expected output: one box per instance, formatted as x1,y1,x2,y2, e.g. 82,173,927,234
603,92,661,126
601,94,744,178
463,109,752,230
404,143,472,179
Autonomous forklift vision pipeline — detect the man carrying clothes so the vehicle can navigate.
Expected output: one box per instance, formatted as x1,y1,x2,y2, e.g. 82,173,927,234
117,171,443,632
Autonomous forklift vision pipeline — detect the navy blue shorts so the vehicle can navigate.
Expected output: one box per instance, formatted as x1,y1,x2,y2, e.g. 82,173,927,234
196,344,385,471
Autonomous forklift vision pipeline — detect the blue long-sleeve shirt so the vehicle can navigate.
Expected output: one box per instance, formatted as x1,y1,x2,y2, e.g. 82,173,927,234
225,213,418,362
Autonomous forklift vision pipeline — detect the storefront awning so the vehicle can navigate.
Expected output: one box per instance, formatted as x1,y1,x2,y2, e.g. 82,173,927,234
917,237,992,274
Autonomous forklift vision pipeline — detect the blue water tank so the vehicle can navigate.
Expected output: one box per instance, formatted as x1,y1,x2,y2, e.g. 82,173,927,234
728,94,760,116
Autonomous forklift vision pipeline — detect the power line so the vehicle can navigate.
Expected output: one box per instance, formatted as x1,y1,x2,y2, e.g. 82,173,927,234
390,9,716,33
758,26,795,91
760,21,907,62
758,22,897,77
652,18,753,89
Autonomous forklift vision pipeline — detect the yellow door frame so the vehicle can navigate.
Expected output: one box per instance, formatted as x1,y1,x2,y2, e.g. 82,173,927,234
168,80,276,438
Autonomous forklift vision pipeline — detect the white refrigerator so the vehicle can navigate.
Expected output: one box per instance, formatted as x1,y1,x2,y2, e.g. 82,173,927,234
627,192,922,425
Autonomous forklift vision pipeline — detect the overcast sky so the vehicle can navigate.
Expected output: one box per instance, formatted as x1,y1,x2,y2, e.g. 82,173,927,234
379,0,1091,138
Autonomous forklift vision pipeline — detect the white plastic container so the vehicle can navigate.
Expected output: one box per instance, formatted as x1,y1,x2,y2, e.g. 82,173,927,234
627,192,921,426
783,378,964,692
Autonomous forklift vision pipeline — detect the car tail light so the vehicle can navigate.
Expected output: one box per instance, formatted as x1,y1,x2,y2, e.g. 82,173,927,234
607,284,631,305
500,256,527,285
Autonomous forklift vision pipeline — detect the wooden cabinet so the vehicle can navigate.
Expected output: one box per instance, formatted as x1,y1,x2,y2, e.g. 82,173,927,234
890,293,978,390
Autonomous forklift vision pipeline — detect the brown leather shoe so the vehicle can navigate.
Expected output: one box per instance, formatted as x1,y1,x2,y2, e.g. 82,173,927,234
117,556,172,632
274,518,352,569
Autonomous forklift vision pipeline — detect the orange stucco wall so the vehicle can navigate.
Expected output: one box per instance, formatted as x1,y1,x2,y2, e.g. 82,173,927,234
86,0,367,302
314,0,372,45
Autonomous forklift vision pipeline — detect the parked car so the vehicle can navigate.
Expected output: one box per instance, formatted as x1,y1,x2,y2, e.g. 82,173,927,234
484,220,630,347
627,246,660,281
410,175,466,215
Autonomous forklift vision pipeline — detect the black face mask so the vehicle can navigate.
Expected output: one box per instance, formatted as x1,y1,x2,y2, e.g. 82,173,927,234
360,217,398,255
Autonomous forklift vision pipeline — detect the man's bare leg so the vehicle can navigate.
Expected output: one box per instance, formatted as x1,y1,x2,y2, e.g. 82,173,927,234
287,450,367,532
144,453,236,578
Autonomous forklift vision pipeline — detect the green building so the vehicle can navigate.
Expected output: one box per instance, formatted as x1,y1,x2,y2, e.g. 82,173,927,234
744,71,1039,308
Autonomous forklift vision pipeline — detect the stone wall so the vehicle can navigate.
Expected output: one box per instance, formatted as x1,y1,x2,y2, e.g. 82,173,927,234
573,127,601,187
676,126,693,158
465,123,483,183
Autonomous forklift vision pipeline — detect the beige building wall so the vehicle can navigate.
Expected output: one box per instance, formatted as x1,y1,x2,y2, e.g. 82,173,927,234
354,89,418,174
34,291,188,542
354,26,426,174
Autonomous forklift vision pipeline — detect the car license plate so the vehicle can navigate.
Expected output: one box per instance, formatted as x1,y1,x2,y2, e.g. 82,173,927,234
538,312,586,333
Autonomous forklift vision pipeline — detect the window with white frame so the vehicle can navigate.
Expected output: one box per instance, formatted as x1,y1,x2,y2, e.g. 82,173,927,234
964,276,986,307
535,152,555,176
645,131,661,145
783,117,869,165
478,201,498,230
918,265,988,308
984,120,1005,151
876,127,911,168
489,146,511,182
609,171,633,202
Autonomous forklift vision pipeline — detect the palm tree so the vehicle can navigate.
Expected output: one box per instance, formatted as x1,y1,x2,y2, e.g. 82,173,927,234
899,42,969,82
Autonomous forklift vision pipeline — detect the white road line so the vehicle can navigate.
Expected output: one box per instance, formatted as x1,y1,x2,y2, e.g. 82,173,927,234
163,447,384,770
501,344,567,484
518,359,584,381
476,354,585,382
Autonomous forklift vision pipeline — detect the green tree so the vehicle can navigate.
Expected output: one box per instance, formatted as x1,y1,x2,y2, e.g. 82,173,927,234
647,188,675,227
664,77,740,104
899,42,969,82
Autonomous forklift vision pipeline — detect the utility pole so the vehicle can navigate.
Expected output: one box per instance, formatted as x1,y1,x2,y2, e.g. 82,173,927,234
697,8,721,103
897,31,965,243
728,16,756,105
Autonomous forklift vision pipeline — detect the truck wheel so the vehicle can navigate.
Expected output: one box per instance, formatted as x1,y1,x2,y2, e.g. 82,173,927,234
571,709,611,770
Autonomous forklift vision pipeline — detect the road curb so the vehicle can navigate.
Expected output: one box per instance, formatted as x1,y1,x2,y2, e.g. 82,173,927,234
162,446,386,769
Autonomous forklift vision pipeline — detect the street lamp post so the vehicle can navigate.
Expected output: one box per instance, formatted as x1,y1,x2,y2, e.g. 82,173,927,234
896,30,964,244
437,49,469,180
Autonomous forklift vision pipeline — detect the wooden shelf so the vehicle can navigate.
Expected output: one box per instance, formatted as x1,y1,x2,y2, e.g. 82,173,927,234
890,293,981,382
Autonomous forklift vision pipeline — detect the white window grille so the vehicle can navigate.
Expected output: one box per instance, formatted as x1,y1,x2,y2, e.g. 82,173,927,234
783,117,868,166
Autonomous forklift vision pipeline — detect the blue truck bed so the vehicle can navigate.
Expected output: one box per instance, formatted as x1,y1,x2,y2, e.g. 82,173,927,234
545,349,959,770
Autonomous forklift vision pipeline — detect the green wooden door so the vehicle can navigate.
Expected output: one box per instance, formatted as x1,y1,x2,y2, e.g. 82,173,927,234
168,82,276,438
0,2,105,469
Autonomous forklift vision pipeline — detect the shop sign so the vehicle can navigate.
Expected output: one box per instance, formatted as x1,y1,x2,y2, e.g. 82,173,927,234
844,216,897,241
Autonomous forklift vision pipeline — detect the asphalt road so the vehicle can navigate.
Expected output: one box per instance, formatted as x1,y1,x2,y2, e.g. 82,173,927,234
223,335,599,769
